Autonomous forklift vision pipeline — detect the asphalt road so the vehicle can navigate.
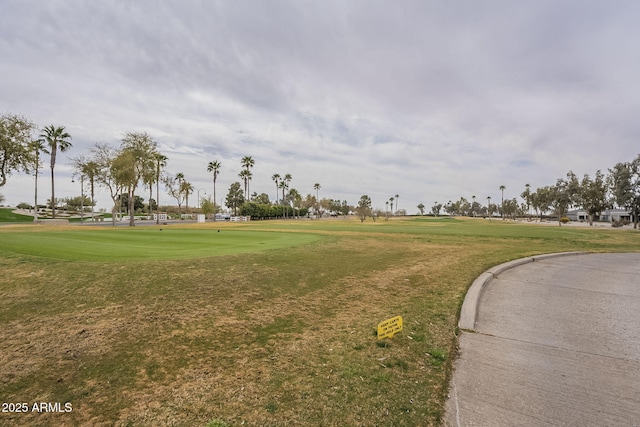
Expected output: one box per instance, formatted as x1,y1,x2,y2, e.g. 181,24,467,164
445,253,640,426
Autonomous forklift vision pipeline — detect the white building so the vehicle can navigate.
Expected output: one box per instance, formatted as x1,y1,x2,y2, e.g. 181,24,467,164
567,208,630,222
599,208,631,223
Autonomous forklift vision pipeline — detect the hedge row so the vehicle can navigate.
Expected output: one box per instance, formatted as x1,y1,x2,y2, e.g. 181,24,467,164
238,202,309,219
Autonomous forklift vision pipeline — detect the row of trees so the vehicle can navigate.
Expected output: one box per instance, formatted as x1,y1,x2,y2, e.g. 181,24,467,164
1,113,74,221
2,113,354,224
148,157,350,221
76,133,165,226
424,159,640,228
204,156,353,220
0,113,170,226
9,112,639,228
221,179,350,219
181,153,640,227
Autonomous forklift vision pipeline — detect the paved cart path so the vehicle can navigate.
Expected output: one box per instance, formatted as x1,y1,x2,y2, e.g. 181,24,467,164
445,253,640,426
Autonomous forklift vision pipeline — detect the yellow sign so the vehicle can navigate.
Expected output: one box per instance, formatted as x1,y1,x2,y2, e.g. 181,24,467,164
377,315,403,340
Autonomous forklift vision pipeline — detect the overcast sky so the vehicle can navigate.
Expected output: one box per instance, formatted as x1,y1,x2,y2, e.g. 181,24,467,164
2,1,639,213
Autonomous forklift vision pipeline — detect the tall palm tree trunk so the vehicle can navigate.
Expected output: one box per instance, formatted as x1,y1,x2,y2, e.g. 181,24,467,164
213,177,217,221
50,161,56,218
34,167,39,223
129,188,135,227
156,179,161,224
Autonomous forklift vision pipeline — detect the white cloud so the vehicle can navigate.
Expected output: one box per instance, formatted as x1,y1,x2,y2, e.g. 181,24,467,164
2,1,640,214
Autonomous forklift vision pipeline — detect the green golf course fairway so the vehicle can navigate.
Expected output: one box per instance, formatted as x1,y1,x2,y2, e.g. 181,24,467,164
2,217,640,426
0,227,322,261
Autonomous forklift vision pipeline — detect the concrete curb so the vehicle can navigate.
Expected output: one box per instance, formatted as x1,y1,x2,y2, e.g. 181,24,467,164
458,252,588,331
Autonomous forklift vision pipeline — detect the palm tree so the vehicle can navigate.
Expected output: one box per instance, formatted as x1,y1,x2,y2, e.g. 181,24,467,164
80,160,100,221
207,160,221,220
395,194,399,214
281,173,292,217
385,200,389,217
278,181,287,218
241,156,255,200
40,125,72,218
487,196,492,220
239,169,251,201
472,195,476,217
143,151,164,216
271,173,280,205
522,183,531,219
289,188,301,218
314,183,321,200
183,181,194,212
241,155,255,171
389,197,395,214
313,183,321,218
499,185,506,219
154,153,168,224
176,172,185,214
29,139,47,222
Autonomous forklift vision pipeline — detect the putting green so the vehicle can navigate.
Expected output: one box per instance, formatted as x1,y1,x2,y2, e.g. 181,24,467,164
0,227,322,261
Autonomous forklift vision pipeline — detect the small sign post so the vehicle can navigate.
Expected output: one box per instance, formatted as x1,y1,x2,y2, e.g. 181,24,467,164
377,315,403,340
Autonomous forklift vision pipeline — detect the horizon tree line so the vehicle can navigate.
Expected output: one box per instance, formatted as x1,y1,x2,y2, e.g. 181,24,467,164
0,113,74,220
1,113,404,222
7,112,640,226
425,166,633,227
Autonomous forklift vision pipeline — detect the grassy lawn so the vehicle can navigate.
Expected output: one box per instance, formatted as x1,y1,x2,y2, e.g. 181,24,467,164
0,207,105,224
0,208,34,223
0,227,322,261
0,217,637,426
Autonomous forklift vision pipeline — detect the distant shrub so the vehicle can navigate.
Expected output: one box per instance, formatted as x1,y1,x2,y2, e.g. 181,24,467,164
560,217,570,224
17,202,32,210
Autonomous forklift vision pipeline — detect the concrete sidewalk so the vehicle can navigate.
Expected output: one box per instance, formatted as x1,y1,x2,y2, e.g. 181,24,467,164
445,253,640,426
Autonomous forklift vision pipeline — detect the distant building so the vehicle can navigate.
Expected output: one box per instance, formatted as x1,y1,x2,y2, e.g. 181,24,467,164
600,208,631,223
567,208,630,222
566,210,588,221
